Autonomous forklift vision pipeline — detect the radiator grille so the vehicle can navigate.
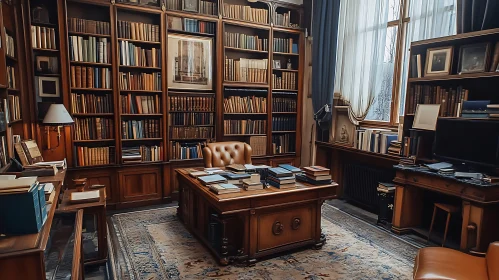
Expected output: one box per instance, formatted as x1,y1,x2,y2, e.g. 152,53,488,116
343,163,395,212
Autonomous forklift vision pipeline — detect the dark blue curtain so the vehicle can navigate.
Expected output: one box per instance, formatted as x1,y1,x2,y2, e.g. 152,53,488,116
311,0,340,117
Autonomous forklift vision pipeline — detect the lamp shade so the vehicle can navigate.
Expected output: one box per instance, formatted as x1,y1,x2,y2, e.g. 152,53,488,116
42,104,74,125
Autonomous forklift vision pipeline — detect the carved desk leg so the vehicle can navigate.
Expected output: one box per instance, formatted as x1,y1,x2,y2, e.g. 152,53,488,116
314,199,326,250
220,218,229,266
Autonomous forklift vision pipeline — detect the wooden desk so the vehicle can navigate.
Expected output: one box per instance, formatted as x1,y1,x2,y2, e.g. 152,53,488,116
392,166,499,254
176,169,338,265
0,171,74,280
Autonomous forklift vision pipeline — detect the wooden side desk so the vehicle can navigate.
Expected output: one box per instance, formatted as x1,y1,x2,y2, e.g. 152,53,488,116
176,169,338,265
392,166,499,254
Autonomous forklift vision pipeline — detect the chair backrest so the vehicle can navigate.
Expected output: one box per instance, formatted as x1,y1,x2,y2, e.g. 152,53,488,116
202,142,252,168
486,242,499,279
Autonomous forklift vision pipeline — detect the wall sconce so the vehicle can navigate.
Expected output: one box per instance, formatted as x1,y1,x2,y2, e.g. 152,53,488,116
42,104,74,150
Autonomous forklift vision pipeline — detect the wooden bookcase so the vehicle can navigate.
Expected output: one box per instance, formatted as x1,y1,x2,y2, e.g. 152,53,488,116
16,0,305,208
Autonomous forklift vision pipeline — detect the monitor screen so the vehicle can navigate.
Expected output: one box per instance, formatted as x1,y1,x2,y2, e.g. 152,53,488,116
433,118,499,168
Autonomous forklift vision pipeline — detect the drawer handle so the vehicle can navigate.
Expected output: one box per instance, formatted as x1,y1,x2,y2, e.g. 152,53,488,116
413,177,419,183
272,221,284,235
292,217,301,230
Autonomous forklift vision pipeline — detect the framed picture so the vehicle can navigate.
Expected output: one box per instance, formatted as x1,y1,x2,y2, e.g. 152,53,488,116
182,0,199,12
167,34,213,90
413,104,440,131
36,56,59,74
458,43,490,74
425,47,453,76
332,107,355,146
35,76,60,98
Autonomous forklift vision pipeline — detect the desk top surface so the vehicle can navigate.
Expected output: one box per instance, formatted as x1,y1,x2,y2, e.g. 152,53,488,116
394,165,498,188
0,171,66,256
177,168,338,203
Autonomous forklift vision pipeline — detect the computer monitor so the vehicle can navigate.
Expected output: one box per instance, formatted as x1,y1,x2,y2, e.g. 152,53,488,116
433,118,499,169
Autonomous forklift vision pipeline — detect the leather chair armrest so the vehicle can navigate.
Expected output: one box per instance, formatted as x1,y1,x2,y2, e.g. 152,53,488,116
244,143,252,164
202,147,213,168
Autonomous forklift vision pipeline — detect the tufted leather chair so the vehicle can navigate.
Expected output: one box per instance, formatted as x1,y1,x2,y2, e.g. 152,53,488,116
413,242,499,280
202,142,252,168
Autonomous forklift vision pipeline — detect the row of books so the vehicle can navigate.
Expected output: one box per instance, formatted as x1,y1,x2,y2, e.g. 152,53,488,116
355,128,398,154
69,36,110,64
224,119,266,135
249,135,266,156
70,66,112,89
120,94,160,114
122,119,161,139
296,166,332,186
6,95,21,122
71,93,113,114
407,85,469,117
68,18,110,35
169,96,215,112
168,17,216,35
168,112,214,126
6,66,15,89
5,33,14,57
224,32,268,51
117,21,160,42
272,134,295,154
169,141,205,160
273,72,296,90
75,146,115,167
267,167,296,189
119,72,161,91
273,38,298,54
460,101,499,119
225,58,268,83
273,97,297,112
119,41,161,68
224,96,267,113
272,116,296,131
169,126,214,139
122,146,162,163
31,26,57,50
274,11,298,28
74,118,114,140
165,0,218,15
222,3,268,24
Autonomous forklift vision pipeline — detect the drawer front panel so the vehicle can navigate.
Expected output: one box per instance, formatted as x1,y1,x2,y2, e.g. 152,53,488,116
257,205,314,252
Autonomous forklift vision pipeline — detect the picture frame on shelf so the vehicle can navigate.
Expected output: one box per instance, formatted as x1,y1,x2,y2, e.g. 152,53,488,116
425,46,453,76
167,34,213,90
458,43,490,74
168,16,183,31
35,76,60,98
35,56,59,74
332,107,355,147
182,0,199,12
413,104,440,131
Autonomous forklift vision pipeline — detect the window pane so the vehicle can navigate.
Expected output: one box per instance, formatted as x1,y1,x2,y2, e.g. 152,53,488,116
365,25,398,122
388,0,401,22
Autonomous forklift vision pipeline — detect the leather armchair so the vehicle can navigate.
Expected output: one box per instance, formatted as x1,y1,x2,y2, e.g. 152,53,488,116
413,242,499,280
202,142,252,168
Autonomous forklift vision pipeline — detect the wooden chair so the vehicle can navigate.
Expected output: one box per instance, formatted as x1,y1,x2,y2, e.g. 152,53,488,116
428,202,460,247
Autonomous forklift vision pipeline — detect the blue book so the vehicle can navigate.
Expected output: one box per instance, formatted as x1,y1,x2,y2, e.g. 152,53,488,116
278,164,301,173
292,43,298,54
462,100,490,112
198,174,227,186
268,167,293,178
461,113,489,118
0,185,44,234
222,173,251,180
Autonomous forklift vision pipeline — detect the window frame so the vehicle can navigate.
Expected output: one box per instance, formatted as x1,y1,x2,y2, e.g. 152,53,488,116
361,0,410,128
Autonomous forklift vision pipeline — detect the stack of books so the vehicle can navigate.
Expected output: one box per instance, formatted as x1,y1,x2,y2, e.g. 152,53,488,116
461,100,490,118
377,182,396,193
198,174,227,186
209,183,241,194
226,164,246,173
222,172,251,185
399,157,416,167
267,167,296,189
488,104,499,119
387,141,402,156
242,178,264,191
297,166,332,185
278,164,302,175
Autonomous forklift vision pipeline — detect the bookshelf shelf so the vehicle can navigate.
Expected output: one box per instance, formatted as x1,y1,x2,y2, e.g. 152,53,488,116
273,52,299,56
118,38,161,45
121,114,163,117
72,113,115,117
224,46,268,54
7,88,19,92
119,90,162,93
223,18,271,30
408,72,499,82
273,112,297,114
68,31,111,38
119,65,161,70
71,88,113,92
273,89,298,92
73,139,115,143
170,124,214,127
224,134,267,136
70,61,112,67
223,82,269,88
32,22,57,28
5,55,16,62
224,113,267,115
273,68,298,72
273,26,302,34
122,138,163,142
272,131,296,133
36,73,60,77
170,138,214,141
168,29,216,38
165,10,219,21
8,119,22,126
169,111,215,113
33,48,59,52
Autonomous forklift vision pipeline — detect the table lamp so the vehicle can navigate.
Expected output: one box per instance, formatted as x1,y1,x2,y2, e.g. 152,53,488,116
42,104,74,150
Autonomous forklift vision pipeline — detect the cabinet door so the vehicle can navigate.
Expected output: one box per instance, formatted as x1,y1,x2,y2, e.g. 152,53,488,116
70,170,118,204
119,168,161,202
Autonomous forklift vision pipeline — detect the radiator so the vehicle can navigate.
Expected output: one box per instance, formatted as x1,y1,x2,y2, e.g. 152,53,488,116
343,163,395,212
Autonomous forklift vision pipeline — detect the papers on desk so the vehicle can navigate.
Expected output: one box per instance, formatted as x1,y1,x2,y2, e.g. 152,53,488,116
425,162,453,171
70,190,100,203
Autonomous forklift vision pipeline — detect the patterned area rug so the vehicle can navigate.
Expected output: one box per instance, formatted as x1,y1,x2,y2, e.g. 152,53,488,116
108,204,416,279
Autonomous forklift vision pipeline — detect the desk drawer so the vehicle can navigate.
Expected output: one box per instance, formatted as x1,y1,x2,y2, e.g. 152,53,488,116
257,205,314,252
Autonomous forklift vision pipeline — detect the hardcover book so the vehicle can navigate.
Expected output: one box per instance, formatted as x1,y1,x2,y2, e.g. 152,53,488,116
198,174,227,186
278,164,301,173
268,167,293,178
209,183,241,194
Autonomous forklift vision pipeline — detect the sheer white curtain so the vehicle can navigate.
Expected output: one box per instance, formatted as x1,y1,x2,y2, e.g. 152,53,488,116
399,0,457,115
334,0,390,124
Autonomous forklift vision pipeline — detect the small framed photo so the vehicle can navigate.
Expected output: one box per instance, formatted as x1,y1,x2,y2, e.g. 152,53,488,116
182,0,199,12
35,76,60,98
413,104,441,131
425,47,453,76
458,43,490,74
36,56,59,74
273,59,281,69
